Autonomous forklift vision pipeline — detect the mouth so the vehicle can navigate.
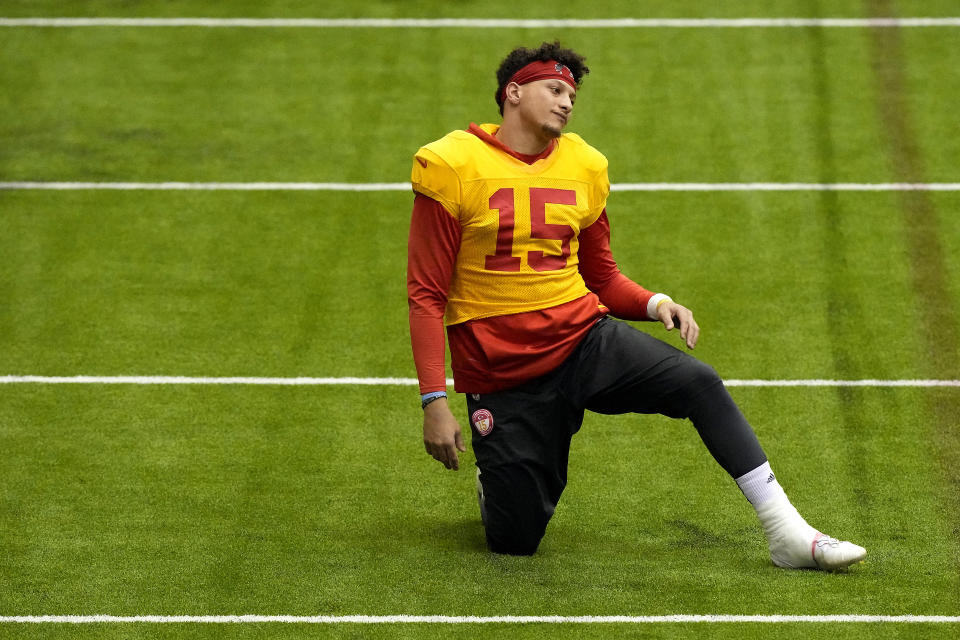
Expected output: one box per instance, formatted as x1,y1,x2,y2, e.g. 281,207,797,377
552,111,569,124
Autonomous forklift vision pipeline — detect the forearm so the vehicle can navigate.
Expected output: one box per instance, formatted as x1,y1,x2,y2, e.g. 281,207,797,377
409,310,448,394
593,273,657,320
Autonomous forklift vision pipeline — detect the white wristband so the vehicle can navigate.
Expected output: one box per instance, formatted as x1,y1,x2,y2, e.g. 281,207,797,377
646,293,673,320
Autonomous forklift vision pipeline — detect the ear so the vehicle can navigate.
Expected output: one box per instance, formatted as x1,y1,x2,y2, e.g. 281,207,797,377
503,82,522,107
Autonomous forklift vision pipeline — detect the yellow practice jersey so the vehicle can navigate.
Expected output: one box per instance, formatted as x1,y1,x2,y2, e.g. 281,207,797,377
411,123,610,325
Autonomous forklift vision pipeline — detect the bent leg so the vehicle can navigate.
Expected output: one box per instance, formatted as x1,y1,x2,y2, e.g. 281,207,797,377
475,462,556,555
467,375,583,556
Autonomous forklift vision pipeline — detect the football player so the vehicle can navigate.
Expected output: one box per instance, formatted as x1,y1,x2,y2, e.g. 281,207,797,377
407,41,865,570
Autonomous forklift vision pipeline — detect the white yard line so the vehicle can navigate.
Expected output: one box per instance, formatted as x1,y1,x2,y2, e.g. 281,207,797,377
0,181,410,191
2,18,960,28
2,614,958,624
724,379,960,387
0,375,427,386
612,183,960,192
3,182,960,192
1,376,958,387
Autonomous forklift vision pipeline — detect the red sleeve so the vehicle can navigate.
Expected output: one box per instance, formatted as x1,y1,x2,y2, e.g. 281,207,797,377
578,210,654,321
407,193,462,393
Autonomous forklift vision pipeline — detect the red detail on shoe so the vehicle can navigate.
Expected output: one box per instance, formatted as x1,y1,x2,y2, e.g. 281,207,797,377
811,532,825,561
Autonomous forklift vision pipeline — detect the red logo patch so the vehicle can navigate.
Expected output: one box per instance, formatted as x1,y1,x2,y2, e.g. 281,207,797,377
471,409,494,436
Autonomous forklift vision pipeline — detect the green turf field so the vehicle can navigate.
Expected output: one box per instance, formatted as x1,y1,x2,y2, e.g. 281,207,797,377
1,1,959,638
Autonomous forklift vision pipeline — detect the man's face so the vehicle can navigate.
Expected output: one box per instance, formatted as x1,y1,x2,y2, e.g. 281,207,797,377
515,78,577,138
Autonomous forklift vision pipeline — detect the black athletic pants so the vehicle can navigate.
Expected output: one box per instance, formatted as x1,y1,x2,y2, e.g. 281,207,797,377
466,316,767,556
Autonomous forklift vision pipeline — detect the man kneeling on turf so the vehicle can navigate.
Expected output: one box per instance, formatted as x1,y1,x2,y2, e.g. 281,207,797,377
406,41,866,570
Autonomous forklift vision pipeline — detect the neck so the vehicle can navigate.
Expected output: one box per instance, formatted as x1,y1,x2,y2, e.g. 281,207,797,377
495,115,555,155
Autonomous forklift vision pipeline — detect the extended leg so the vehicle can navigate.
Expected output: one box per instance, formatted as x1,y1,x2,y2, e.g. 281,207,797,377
573,318,866,570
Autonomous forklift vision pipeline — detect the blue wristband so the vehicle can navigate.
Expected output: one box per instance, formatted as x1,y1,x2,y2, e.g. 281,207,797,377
421,391,447,409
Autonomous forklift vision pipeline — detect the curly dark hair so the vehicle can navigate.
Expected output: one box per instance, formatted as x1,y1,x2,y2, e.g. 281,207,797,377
494,41,589,115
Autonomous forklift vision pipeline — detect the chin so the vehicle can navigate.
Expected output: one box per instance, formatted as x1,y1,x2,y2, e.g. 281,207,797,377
541,123,564,139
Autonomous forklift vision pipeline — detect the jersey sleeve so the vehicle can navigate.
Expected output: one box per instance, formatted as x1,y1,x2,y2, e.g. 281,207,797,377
411,147,461,219
578,210,655,321
407,193,462,394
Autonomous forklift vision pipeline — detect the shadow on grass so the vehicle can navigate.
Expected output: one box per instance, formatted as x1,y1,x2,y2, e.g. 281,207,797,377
427,516,489,554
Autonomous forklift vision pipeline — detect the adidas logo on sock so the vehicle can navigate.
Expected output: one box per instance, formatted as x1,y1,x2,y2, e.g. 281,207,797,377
766,473,776,483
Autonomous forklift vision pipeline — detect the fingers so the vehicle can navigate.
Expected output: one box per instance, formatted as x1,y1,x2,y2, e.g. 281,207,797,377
443,446,460,471
445,442,460,470
425,430,466,471
424,440,460,470
423,428,462,470
660,302,699,349
658,301,677,332
677,311,699,349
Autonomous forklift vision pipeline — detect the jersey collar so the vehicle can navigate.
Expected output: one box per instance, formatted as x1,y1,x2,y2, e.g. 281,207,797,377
467,122,556,165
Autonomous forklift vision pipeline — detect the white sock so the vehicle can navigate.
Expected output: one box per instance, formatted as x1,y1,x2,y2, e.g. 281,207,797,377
736,462,816,538
735,461,783,507
737,463,820,565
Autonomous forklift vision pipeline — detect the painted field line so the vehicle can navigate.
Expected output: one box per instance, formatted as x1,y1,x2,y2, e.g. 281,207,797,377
0,375,429,386
2,614,959,624
0,181,409,192
2,17,960,28
3,182,960,192
612,182,960,192
724,379,960,387
1,376,958,388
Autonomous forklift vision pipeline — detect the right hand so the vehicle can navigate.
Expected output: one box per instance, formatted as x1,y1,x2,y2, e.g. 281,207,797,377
422,398,466,471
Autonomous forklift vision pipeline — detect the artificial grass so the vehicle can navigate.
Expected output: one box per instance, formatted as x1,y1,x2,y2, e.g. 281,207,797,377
0,386,957,639
2,0,960,19
2,2,959,638
2,17,960,183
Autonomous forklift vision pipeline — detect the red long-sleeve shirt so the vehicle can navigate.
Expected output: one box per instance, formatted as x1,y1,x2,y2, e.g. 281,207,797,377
407,128,657,394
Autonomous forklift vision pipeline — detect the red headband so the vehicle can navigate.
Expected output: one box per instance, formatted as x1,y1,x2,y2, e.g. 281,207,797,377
500,60,577,102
